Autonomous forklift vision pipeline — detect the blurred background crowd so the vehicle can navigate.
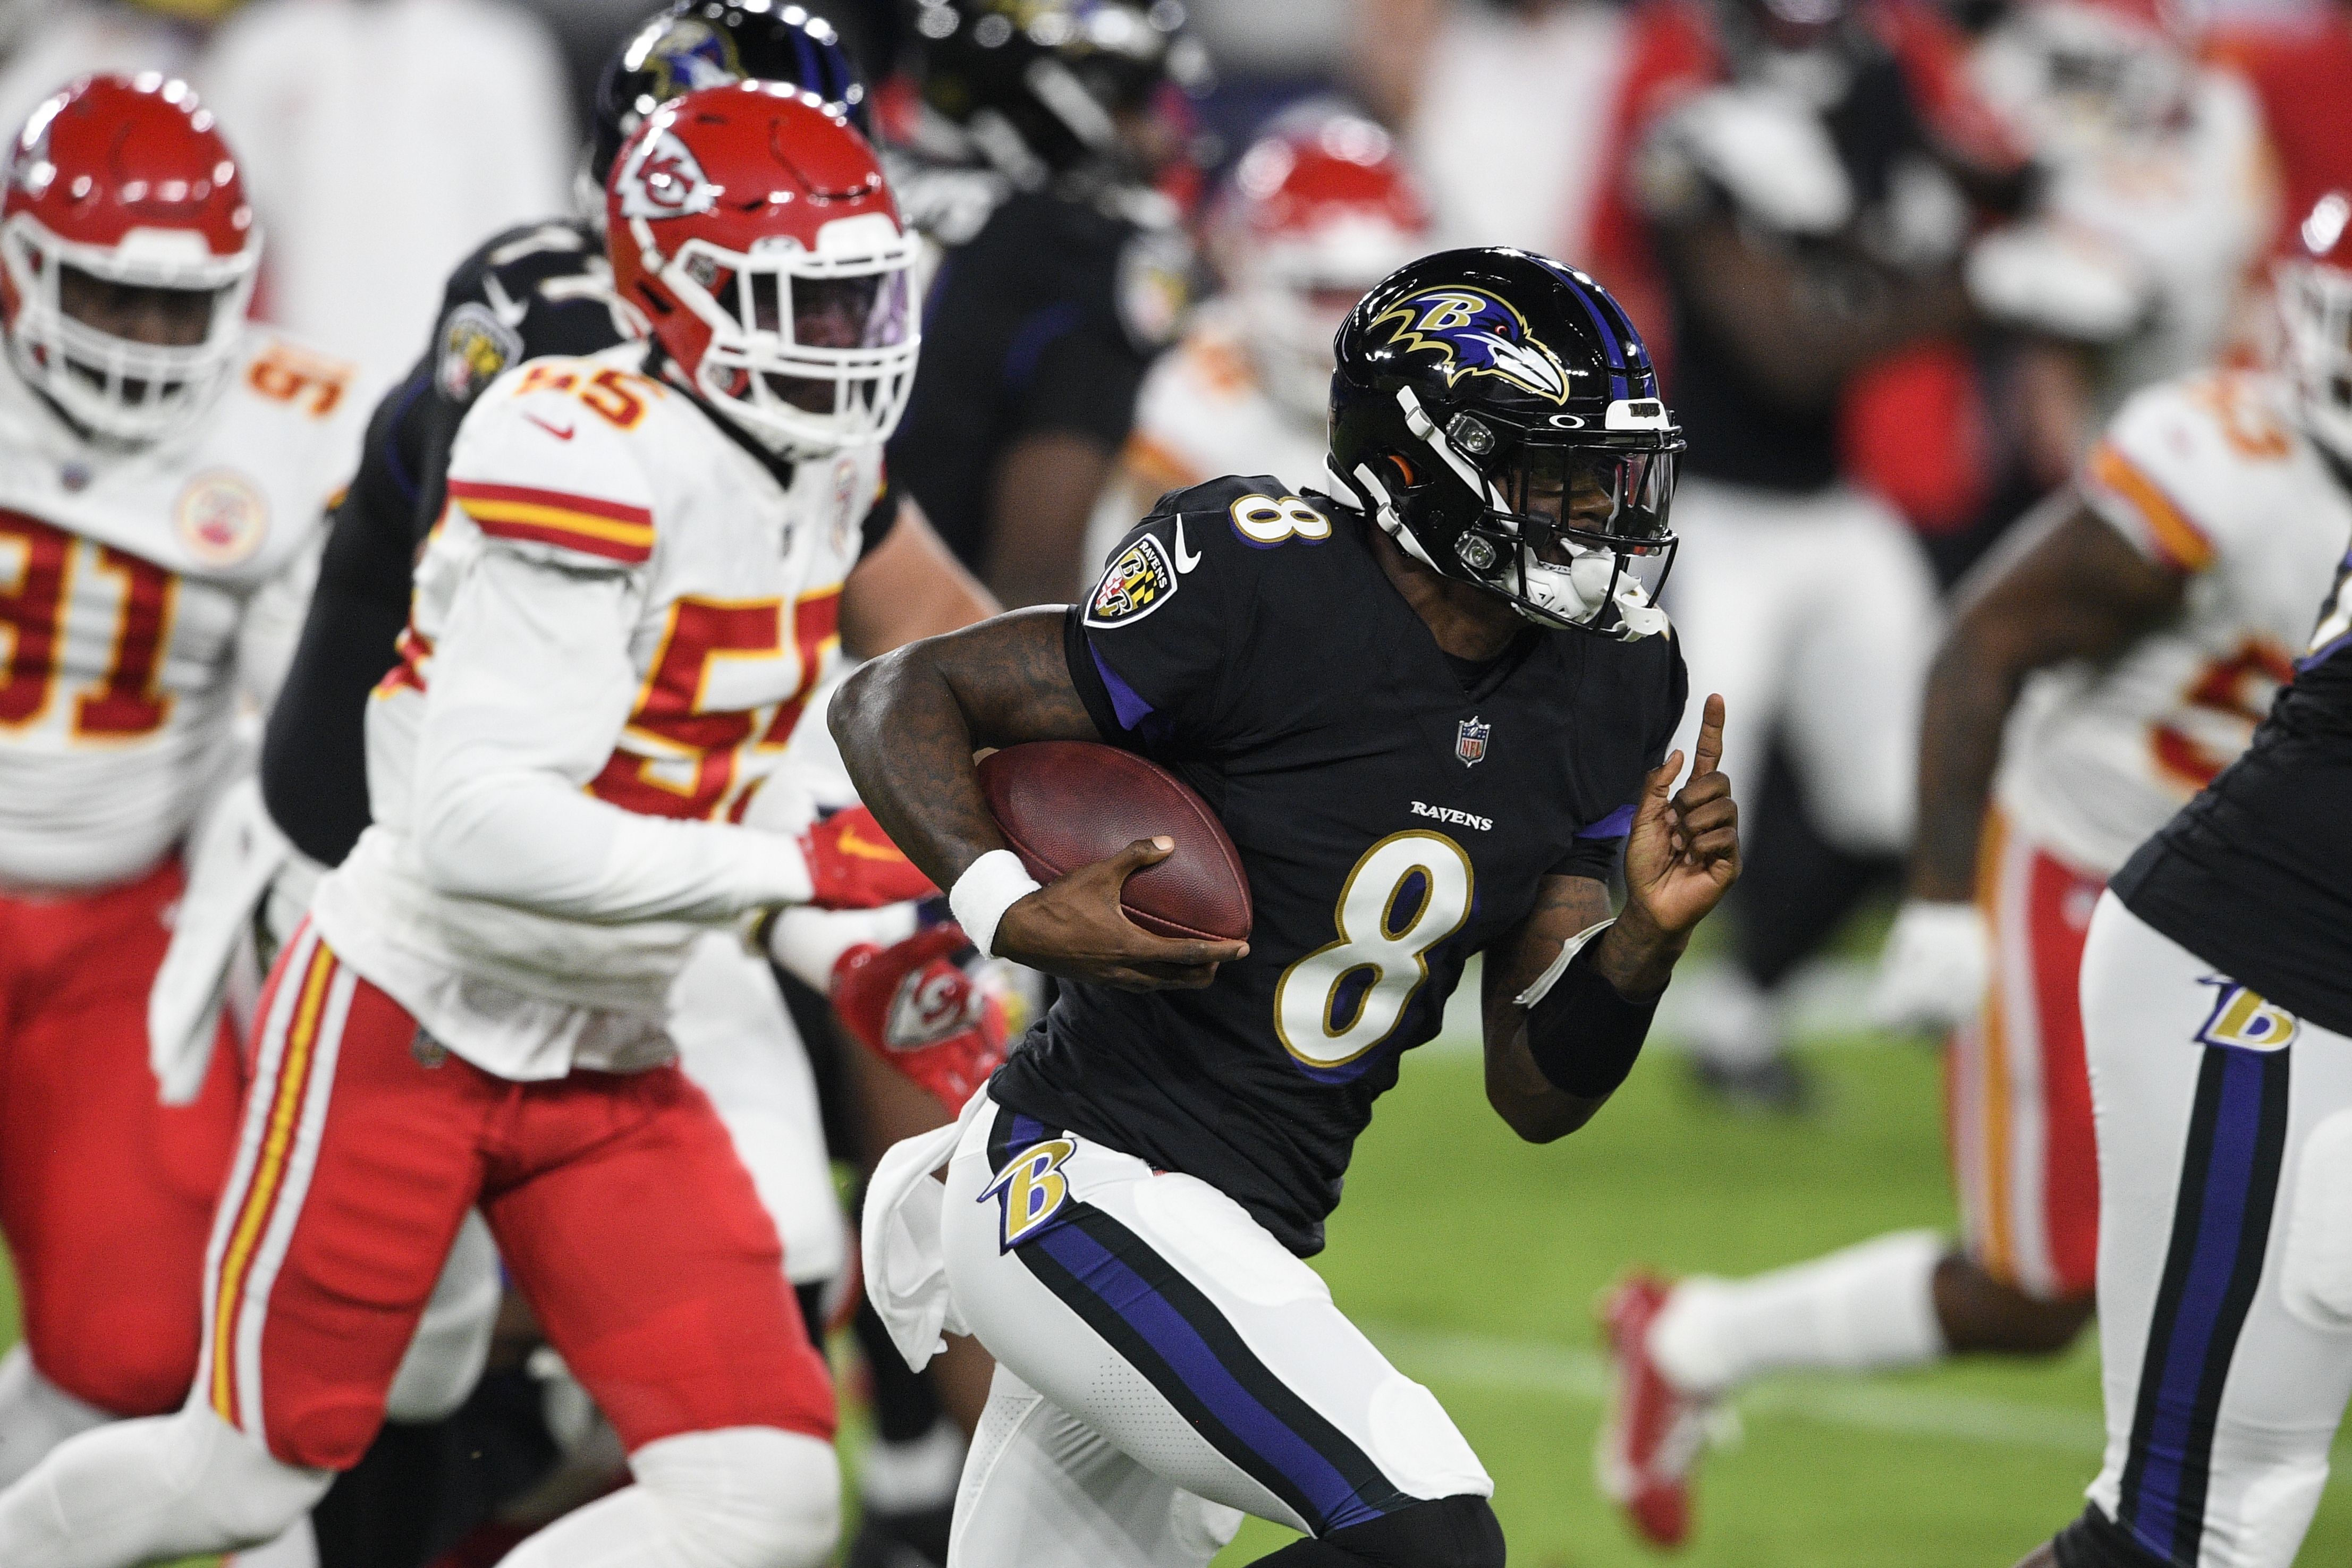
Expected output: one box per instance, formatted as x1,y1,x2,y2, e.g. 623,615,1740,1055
2,0,2348,1561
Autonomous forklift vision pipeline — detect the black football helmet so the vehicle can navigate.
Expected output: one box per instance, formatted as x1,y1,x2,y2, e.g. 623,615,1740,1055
587,1,869,194
1327,248,1683,640
905,0,1209,183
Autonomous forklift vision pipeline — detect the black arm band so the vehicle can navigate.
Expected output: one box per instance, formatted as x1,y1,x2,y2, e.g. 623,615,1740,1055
1522,936,1660,1100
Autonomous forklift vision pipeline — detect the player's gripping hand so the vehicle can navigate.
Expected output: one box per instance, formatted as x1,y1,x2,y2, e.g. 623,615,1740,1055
832,925,1012,1113
798,806,939,910
994,836,1249,993
1623,693,1741,943
1869,900,1991,1033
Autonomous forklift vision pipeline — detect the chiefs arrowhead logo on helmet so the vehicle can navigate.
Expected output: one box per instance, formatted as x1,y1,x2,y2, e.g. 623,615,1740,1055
615,125,719,221
1373,286,1574,405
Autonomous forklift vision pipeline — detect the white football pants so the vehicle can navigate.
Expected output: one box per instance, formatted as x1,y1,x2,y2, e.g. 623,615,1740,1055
937,1095,1491,1568
1660,477,1940,857
2078,895,2352,1568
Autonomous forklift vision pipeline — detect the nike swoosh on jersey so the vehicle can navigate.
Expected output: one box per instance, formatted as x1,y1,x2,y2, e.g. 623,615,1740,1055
524,412,577,442
1172,515,1202,572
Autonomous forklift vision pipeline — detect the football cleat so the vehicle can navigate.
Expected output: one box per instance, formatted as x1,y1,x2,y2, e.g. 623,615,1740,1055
1597,1272,1714,1549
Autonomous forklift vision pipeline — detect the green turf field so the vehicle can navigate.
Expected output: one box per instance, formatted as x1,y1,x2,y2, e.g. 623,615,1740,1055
1207,1020,2352,1566
10,978,2345,1566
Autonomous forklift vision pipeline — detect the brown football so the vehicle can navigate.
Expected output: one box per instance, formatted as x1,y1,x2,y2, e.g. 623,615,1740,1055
977,741,1252,943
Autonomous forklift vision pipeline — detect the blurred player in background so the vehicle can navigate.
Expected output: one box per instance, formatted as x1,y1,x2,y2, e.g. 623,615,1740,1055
885,0,1206,607
0,69,361,1487
2013,192,2352,1568
193,0,573,387
1599,196,2352,1550
1586,0,2034,1108
1966,0,2270,483
1086,110,1429,566
0,82,961,1568
206,7,1001,1563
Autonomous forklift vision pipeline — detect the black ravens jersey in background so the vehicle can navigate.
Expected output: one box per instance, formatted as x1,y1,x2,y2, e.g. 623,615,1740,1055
885,156,1191,578
259,217,900,868
258,220,628,866
990,477,1687,1256
2111,542,2352,1035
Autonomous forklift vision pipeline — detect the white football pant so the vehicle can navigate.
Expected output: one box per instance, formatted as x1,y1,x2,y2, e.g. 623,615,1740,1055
938,1095,1491,1568
2077,895,2352,1568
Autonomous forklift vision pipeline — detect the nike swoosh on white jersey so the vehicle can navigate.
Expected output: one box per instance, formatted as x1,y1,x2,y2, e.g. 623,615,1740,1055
1172,516,1202,572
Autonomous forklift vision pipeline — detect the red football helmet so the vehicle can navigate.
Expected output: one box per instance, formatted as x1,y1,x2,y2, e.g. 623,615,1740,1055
1213,115,1431,420
0,74,260,444
606,82,919,457
2282,191,2352,466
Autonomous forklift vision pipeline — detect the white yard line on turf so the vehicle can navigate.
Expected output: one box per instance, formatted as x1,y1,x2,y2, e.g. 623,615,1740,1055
1364,1322,2111,1455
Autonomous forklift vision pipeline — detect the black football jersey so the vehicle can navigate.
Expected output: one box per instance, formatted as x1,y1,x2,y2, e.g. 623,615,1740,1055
259,218,897,866
989,477,1687,1255
884,157,1191,572
2113,529,2352,1035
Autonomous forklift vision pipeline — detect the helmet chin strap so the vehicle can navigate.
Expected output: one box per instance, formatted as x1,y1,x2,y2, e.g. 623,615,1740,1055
1331,459,1450,575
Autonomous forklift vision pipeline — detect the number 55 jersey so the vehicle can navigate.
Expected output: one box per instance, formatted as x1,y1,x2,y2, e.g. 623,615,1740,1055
315,344,894,1080
992,476,1686,1257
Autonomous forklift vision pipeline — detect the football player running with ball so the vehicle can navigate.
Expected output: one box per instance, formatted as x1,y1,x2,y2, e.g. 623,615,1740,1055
840,248,1738,1567
0,85,938,1568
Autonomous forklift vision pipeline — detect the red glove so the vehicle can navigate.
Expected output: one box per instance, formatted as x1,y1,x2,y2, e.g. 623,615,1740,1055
797,806,937,910
831,925,1012,1113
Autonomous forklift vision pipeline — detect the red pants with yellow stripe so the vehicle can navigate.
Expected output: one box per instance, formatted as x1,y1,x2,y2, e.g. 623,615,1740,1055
0,857,243,1417
201,921,835,1470
1948,810,2104,1301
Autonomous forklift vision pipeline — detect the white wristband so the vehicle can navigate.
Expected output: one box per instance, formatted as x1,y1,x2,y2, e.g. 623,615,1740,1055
950,850,1042,960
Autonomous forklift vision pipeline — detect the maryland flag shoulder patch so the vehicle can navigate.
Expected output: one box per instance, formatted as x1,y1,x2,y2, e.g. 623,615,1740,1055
1084,535,1178,629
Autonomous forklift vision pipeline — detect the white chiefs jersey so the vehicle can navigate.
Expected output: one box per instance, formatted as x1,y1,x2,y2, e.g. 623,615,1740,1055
1083,302,1332,573
314,345,882,1079
1998,369,2352,875
0,333,361,888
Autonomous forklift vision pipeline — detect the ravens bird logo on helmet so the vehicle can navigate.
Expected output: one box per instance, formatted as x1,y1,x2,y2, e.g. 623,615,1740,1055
1373,287,1575,405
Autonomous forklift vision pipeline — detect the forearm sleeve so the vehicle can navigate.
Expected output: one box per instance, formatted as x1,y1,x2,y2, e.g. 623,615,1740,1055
410,549,811,922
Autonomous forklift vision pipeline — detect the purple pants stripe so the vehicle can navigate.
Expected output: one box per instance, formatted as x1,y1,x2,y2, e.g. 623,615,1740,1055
1035,1218,1381,1531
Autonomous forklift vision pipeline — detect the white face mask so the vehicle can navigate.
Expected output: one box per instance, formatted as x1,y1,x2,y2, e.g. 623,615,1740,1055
1520,538,1672,639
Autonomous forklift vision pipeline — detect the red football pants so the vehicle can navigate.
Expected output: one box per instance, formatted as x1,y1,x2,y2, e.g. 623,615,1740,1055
1948,808,2104,1300
202,922,835,1470
0,857,242,1416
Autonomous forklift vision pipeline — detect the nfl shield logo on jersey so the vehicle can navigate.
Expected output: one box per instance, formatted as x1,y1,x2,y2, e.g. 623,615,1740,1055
1456,716,1490,767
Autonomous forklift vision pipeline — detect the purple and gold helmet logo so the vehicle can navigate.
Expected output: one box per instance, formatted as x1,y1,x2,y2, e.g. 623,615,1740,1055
1372,287,1573,405
636,19,744,103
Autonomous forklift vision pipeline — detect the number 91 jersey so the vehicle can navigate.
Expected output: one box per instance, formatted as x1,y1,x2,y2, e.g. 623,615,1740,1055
990,476,1686,1257
0,333,361,887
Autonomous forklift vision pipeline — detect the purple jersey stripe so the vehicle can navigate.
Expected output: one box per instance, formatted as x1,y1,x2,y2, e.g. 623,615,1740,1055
1090,643,1158,732
2129,1047,2269,1556
1577,803,1635,840
1035,1221,1385,1532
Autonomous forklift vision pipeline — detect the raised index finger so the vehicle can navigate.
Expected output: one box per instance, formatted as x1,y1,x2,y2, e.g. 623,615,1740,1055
1691,693,1727,779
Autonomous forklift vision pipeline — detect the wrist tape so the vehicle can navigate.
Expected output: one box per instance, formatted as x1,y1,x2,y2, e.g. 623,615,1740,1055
1524,930,1661,1099
949,850,1042,960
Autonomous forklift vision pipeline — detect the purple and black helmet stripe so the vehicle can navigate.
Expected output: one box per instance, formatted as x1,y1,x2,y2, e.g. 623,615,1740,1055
2116,1040,2292,1564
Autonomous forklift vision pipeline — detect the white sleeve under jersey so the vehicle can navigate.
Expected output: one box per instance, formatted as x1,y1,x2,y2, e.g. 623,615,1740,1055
408,545,811,925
